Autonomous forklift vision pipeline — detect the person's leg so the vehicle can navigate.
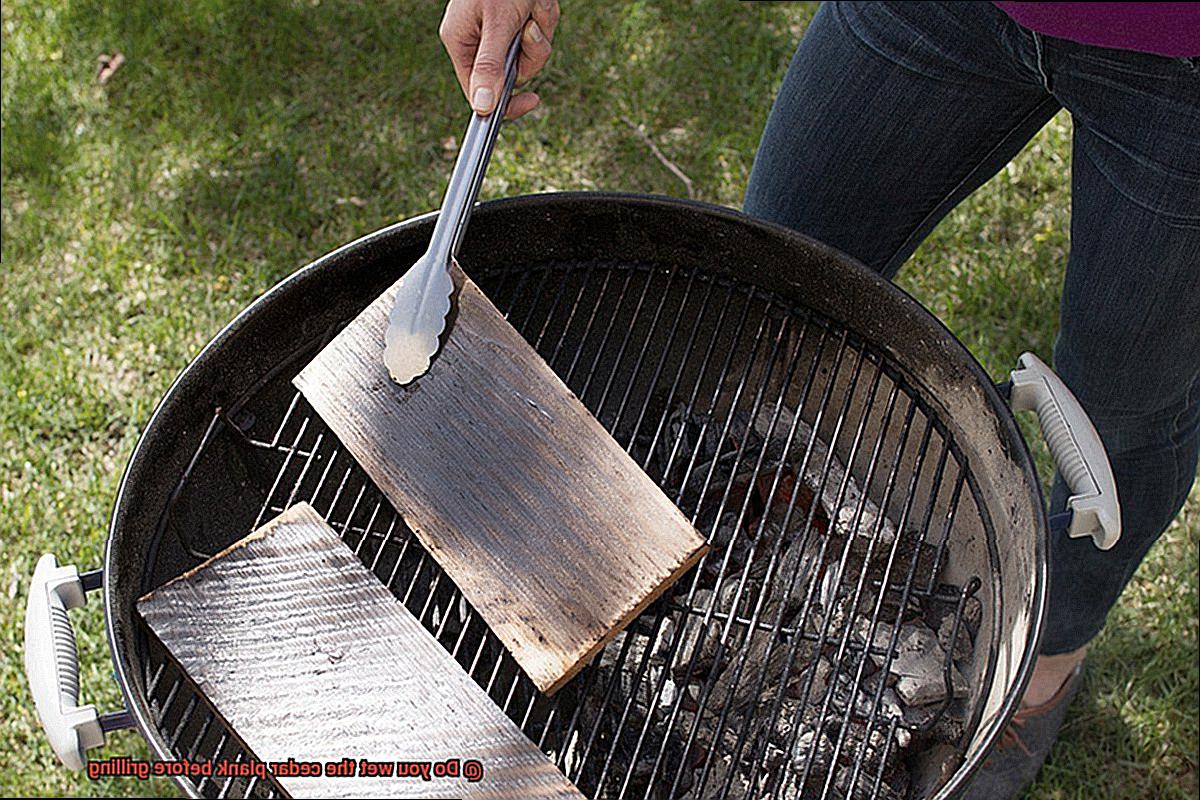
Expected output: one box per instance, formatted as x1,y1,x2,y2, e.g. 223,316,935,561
744,5,1200,797
749,0,1199,670
965,43,1200,798
744,1,1059,277
1036,41,1200,658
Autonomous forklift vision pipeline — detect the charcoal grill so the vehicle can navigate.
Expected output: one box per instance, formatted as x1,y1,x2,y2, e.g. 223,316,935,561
24,194,1119,799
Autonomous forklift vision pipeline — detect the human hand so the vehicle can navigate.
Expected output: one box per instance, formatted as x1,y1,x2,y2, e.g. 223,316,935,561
439,0,560,119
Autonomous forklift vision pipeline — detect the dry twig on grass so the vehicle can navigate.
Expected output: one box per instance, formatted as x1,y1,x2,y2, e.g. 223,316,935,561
624,116,697,199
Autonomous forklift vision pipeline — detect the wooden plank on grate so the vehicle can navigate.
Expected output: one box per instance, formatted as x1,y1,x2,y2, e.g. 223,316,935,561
293,264,707,694
137,503,583,800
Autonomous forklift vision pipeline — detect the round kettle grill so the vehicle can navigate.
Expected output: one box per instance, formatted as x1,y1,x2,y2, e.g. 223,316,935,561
24,194,1119,799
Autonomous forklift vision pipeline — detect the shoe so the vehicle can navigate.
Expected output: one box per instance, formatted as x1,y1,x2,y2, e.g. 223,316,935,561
956,661,1085,799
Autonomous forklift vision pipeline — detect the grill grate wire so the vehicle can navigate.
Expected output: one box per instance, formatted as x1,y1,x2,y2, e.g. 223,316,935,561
138,261,986,800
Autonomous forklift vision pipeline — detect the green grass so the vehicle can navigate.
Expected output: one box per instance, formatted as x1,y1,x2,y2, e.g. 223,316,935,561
2,0,1196,797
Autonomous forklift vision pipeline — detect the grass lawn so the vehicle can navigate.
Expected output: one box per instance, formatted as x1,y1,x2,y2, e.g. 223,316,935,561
2,0,1196,797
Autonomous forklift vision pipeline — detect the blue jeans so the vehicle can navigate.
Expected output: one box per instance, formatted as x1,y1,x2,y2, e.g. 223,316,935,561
745,1,1200,654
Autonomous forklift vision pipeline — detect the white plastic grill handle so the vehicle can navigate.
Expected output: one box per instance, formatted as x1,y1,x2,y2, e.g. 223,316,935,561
1010,352,1121,550
24,554,105,770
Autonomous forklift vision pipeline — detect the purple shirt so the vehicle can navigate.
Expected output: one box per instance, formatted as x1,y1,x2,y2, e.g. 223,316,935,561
993,2,1200,57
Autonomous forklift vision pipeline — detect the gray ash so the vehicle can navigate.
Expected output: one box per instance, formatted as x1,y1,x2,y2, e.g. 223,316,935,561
581,401,983,799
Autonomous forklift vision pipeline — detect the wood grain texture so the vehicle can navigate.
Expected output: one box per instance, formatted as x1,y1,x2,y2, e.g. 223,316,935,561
293,264,707,694
137,503,583,800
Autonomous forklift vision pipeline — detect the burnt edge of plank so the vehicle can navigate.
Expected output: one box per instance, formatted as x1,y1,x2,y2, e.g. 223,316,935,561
543,540,708,695
138,504,308,604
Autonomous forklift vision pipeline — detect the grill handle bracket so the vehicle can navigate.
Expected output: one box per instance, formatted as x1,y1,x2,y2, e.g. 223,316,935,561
23,554,124,770
1009,352,1121,550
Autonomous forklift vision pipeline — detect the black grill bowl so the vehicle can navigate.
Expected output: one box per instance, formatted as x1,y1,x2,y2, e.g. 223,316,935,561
104,193,1046,799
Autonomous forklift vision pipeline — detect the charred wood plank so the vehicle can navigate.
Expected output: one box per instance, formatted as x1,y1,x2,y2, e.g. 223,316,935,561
294,264,707,694
137,503,583,799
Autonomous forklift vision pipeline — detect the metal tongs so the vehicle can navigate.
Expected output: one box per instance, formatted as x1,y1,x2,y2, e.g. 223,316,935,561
383,32,522,385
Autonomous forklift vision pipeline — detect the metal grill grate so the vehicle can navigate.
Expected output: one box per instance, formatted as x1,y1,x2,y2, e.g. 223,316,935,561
139,261,988,800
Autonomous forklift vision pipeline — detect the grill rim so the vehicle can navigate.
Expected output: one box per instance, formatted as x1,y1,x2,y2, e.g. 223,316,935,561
101,192,1048,799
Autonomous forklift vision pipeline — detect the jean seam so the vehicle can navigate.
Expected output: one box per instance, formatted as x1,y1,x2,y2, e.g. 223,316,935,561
1032,31,1053,91
1169,377,1199,500
879,95,1060,276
